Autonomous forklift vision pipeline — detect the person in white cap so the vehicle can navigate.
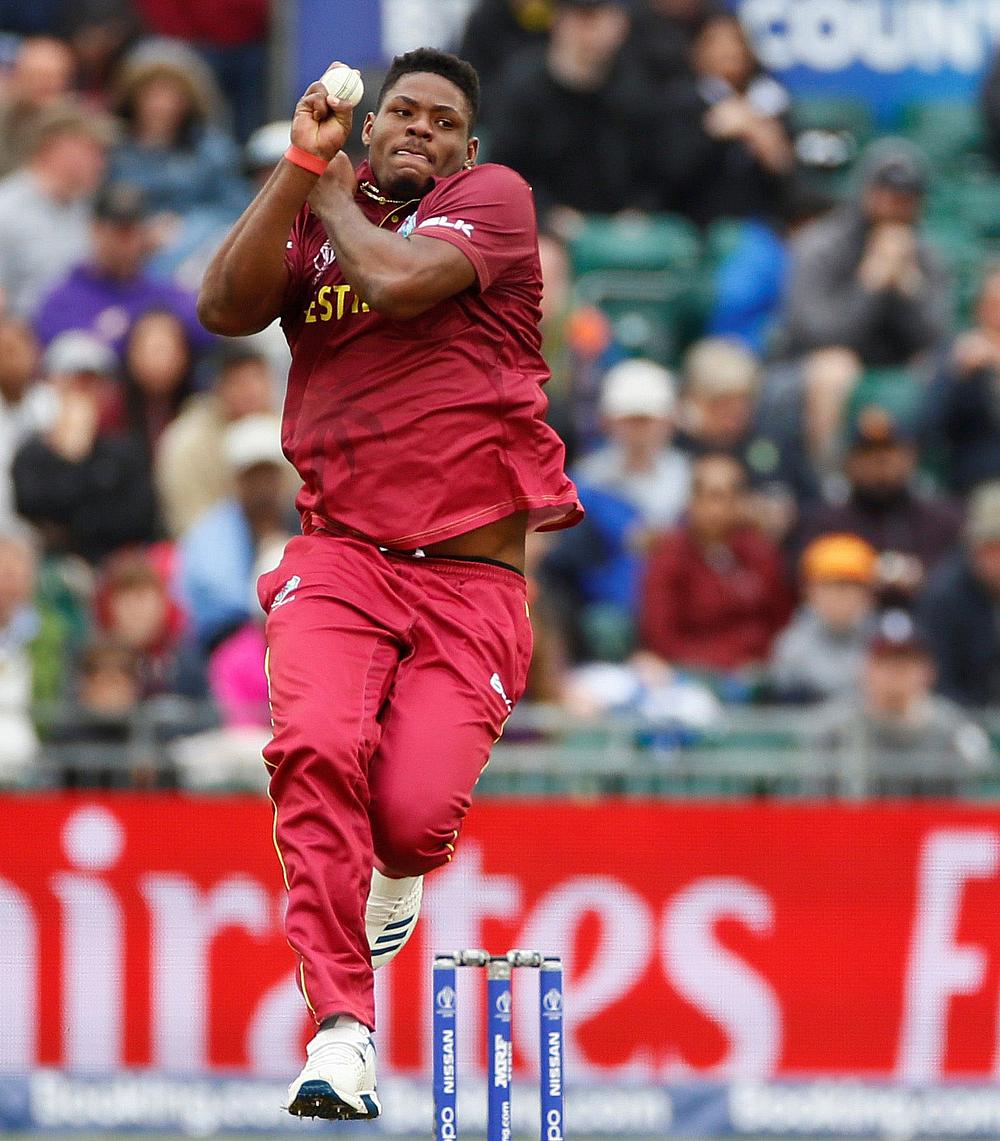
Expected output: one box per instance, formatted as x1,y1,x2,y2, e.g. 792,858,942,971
12,331,158,564
541,358,690,659
575,357,690,528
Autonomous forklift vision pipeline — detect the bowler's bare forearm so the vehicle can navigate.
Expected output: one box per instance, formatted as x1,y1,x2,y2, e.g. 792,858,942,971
198,162,320,336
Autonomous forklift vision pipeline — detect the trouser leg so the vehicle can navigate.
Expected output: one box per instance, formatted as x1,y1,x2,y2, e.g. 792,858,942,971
368,564,533,877
264,589,399,1028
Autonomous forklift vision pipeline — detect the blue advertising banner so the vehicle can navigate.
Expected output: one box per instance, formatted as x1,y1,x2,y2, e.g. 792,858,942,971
6,1074,1000,1137
294,0,381,78
290,1,1000,124
290,0,474,101
736,0,1000,124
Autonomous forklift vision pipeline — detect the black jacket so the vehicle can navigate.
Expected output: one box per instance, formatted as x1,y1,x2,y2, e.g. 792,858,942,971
919,551,1000,706
490,45,661,217
13,431,158,563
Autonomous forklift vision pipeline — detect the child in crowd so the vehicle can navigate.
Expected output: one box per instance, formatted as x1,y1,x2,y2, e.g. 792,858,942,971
770,533,878,702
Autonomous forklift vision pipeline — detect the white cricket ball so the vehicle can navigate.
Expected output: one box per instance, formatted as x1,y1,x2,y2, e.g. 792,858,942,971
319,64,364,107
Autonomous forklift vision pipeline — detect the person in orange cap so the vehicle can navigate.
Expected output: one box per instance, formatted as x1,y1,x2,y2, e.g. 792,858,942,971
770,532,878,701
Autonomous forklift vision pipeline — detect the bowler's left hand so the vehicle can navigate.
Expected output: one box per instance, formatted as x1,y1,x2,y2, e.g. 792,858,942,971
308,152,358,213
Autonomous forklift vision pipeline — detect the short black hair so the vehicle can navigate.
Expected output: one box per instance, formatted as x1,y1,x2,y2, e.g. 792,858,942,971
376,48,480,130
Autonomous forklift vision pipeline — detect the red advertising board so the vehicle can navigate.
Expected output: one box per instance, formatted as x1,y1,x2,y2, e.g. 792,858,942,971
1,796,999,1084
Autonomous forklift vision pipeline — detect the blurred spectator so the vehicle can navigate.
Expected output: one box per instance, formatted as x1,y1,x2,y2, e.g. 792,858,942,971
169,537,272,792
108,44,246,219
564,650,720,741
798,405,961,604
212,121,295,383
0,531,43,782
47,639,144,788
12,332,158,563
208,620,267,727
639,452,793,689
922,265,1000,494
659,13,793,226
522,530,571,704
132,0,270,142
155,346,284,537
0,316,53,531
919,481,1000,706
537,229,620,458
625,0,723,83
543,358,689,658
490,0,657,226
812,610,991,795
782,139,951,367
676,337,819,539
770,533,878,703
0,36,75,176
575,358,690,526
457,0,554,118
121,309,196,462
93,547,192,697
33,181,209,356
62,0,142,110
243,118,290,189
154,116,290,292
175,413,292,650
0,106,113,316
707,182,832,355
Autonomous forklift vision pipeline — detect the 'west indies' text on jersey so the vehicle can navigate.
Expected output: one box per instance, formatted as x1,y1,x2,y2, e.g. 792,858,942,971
279,161,581,548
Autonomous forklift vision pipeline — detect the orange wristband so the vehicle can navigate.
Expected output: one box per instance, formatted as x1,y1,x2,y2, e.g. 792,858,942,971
284,145,328,176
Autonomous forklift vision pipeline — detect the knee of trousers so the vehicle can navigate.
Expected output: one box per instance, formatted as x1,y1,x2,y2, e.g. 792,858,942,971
265,724,369,805
371,810,460,877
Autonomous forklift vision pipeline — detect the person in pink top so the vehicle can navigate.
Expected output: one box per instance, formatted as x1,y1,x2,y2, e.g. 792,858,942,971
198,48,580,1120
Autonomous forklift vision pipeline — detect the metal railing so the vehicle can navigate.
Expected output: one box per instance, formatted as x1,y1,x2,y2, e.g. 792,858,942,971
6,698,1000,800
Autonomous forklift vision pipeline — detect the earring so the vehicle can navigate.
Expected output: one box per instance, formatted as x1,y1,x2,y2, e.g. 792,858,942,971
464,159,475,169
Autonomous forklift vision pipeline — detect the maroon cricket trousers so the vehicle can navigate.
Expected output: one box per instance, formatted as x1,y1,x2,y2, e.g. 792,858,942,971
257,530,533,1029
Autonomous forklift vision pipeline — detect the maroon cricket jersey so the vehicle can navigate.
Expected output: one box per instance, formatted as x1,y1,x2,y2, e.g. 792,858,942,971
279,160,582,548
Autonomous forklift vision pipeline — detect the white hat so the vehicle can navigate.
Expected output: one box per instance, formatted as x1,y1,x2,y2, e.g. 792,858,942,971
244,120,293,170
223,414,285,472
43,331,117,377
599,359,676,419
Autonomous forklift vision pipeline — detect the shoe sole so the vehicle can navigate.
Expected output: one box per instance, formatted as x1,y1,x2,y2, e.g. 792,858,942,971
287,1079,381,1120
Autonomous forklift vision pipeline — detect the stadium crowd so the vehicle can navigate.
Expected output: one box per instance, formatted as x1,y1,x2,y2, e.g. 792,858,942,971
2,0,1000,791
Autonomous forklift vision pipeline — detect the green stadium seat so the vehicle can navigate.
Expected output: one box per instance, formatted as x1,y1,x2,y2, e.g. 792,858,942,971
573,277,697,366
569,213,701,276
953,179,1000,241
922,214,988,324
898,100,987,169
570,214,706,365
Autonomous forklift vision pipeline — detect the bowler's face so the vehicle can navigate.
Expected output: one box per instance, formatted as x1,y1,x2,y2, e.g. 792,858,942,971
363,72,477,199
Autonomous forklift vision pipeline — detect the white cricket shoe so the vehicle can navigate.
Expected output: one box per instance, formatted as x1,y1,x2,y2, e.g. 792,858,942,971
286,1017,380,1120
366,871,423,968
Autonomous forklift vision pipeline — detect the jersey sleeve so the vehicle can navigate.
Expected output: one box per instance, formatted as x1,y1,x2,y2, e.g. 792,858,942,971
412,164,537,291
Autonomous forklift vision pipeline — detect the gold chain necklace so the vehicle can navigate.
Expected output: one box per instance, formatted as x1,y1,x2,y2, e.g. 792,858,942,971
358,180,413,207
